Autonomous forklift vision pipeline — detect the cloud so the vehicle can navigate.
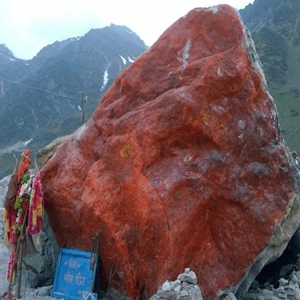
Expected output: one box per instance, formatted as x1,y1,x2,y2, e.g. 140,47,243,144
0,0,253,59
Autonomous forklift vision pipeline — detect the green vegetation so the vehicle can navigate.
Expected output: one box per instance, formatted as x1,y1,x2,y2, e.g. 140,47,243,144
271,88,300,153
241,0,300,154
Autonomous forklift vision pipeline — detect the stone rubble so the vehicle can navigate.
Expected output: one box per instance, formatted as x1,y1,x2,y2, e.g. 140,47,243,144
148,267,300,300
150,268,203,300
241,269,300,300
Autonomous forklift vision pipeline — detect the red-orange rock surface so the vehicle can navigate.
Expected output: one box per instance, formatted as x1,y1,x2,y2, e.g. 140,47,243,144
40,5,300,299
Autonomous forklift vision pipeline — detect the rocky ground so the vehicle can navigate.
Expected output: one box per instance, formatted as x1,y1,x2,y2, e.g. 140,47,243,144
0,240,54,300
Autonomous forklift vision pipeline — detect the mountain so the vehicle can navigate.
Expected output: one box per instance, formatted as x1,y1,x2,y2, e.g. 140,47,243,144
240,0,300,154
0,24,148,178
1,0,300,178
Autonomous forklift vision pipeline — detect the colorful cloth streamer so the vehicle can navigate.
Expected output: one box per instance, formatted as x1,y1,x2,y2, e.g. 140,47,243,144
27,172,44,237
3,150,44,284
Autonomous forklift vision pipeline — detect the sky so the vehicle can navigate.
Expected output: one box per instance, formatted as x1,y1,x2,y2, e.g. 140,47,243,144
0,0,254,60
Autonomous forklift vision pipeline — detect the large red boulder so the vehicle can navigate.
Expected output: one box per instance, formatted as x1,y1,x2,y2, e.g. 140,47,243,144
40,5,300,299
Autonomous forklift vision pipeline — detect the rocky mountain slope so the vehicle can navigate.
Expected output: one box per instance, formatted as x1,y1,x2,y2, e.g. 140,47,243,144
0,0,299,179
0,25,147,178
240,0,300,154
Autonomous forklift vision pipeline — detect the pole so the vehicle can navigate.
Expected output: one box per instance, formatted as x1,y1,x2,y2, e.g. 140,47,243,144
81,92,86,124
5,222,24,299
16,234,25,299
13,202,29,299
90,234,99,293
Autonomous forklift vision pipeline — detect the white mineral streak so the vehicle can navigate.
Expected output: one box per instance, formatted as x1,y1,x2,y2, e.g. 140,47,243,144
209,5,220,14
177,39,191,68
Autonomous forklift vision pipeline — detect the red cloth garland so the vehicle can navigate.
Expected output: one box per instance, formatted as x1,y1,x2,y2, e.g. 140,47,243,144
15,149,31,184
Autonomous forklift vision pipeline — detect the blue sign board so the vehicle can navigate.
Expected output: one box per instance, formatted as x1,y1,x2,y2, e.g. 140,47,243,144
52,248,98,300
